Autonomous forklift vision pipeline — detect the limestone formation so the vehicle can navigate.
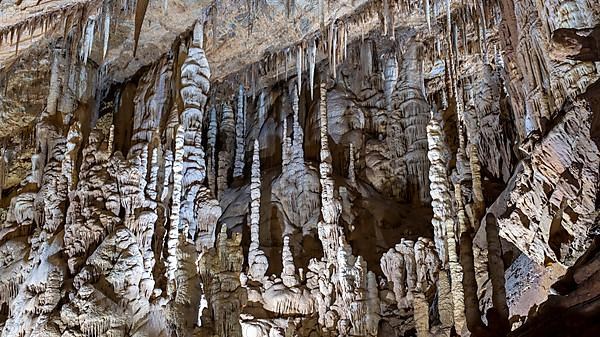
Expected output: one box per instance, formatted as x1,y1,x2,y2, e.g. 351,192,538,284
234,84,246,179
0,1,599,337
248,139,268,281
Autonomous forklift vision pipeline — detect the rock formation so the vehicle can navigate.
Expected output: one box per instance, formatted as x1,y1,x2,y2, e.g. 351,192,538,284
0,0,599,336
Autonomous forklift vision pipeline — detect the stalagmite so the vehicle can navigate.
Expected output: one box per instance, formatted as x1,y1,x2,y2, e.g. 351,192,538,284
485,213,510,335
146,147,159,200
248,139,268,280
426,111,449,263
281,236,299,287
108,124,114,153
414,292,430,337
381,238,440,309
167,125,184,287
348,143,356,185
427,110,466,333
281,117,291,168
234,84,246,178
179,19,211,239
0,148,4,199
317,82,342,261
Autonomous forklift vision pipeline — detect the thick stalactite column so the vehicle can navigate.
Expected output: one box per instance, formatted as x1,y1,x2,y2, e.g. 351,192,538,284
397,42,430,203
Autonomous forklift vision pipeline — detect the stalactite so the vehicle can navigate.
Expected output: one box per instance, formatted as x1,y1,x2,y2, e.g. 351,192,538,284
285,48,289,80
207,106,218,194
258,90,266,130
47,47,62,117
331,24,337,79
291,85,305,165
478,0,488,60
425,0,432,31
297,46,303,96
384,55,399,112
80,16,96,64
469,143,485,230
383,0,390,36
343,24,348,60
319,0,325,30
102,13,110,59
217,103,235,196
309,39,317,99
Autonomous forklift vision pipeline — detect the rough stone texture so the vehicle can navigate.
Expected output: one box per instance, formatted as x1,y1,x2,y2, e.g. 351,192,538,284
1,0,599,336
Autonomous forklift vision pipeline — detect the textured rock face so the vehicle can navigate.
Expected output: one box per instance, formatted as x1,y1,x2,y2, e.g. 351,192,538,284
0,0,599,336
